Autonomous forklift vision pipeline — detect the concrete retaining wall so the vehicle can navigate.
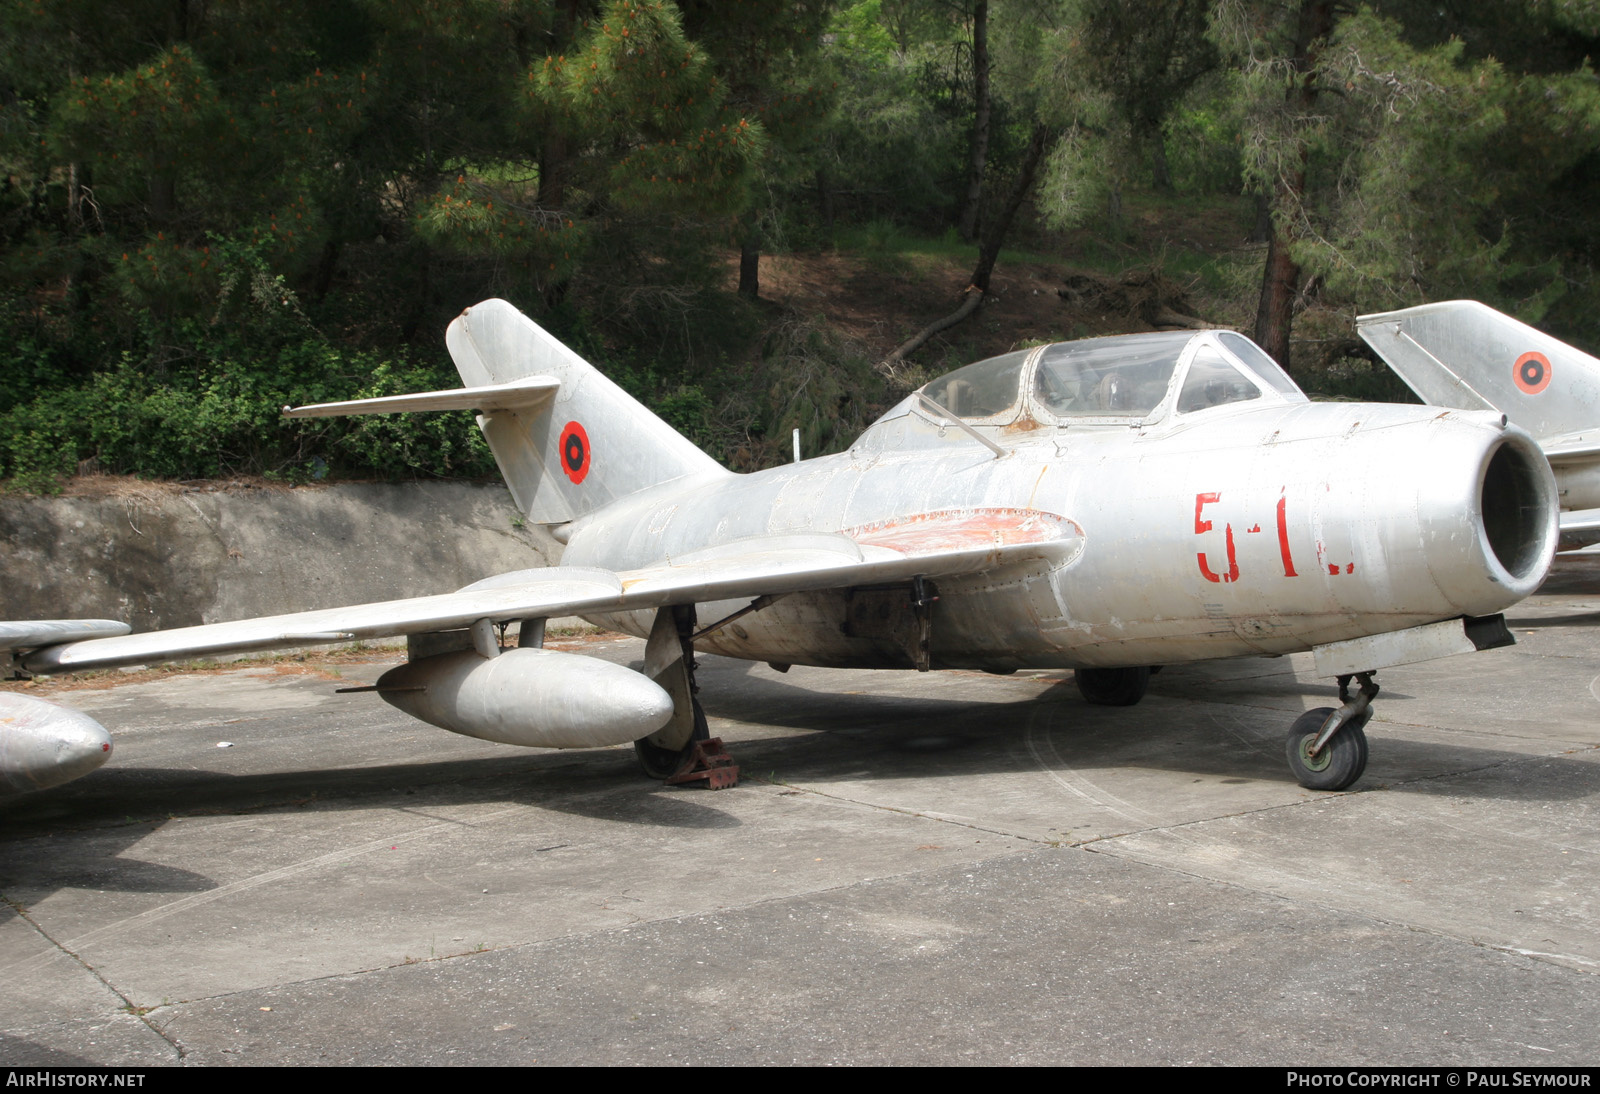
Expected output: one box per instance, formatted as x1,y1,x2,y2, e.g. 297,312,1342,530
0,481,562,632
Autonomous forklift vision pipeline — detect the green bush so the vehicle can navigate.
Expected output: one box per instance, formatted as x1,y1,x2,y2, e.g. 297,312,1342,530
0,327,497,492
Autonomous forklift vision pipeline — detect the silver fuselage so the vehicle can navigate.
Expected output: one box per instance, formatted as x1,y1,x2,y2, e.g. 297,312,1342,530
562,399,1554,672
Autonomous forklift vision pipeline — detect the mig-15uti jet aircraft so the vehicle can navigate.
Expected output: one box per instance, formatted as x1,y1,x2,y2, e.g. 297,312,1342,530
5,299,1560,795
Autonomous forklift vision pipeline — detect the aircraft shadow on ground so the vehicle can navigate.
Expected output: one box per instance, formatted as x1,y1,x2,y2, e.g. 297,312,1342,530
0,757,742,904
692,658,1596,803
0,750,746,837
1531,561,1600,597
1,656,1591,851
1506,610,1600,628
0,852,214,896
0,1034,100,1068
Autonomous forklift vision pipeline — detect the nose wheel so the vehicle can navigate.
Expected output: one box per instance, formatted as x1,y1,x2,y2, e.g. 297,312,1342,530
1285,672,1377,791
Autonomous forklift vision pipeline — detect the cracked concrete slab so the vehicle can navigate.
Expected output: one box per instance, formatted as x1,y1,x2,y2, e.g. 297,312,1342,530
0,906,178,1066
151,849,1600,1066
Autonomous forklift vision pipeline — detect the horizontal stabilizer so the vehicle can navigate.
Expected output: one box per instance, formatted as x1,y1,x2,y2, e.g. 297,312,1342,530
446,299,728,523
24,508,1083,674
283,376,559,419
1537,430,1600,464
1559,507,1600,551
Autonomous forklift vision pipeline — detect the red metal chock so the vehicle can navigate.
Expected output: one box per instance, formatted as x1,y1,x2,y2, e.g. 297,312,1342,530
665,736,740,790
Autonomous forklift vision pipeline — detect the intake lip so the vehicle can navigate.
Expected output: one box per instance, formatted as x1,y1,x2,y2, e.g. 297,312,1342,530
1474,431,1558,600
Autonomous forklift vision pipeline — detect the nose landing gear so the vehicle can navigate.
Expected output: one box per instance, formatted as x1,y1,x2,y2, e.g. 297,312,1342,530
1286,672,1378,791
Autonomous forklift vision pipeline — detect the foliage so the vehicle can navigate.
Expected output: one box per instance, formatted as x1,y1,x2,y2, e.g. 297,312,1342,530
1160,85,1247,194
717,315,890,470
0,269,495,492
1208,0,1600,366
0,332,496,492
10,0,1600,490
807,1,968,231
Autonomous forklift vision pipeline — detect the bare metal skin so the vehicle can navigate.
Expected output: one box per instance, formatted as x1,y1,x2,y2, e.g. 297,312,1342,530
567,398,1551,672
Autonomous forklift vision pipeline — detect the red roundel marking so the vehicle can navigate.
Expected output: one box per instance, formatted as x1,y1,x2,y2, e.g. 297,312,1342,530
1514,351,1551,395
558,421,590,484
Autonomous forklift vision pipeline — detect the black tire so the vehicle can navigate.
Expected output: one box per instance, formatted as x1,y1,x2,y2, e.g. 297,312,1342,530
634,697,709,779
1285,707,1369,791
1074,666,1151,706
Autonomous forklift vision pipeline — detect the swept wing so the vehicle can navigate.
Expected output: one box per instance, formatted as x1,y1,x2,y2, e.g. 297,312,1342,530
23,509,1081,675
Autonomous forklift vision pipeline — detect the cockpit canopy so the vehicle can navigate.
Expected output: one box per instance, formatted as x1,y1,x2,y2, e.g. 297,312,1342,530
863,329,1306,452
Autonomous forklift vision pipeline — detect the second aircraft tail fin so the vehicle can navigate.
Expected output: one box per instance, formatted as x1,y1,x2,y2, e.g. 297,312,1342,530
1357,300,1600,446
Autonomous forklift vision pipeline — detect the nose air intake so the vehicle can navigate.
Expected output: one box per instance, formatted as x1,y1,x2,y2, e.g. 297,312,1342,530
1478,434,1558,596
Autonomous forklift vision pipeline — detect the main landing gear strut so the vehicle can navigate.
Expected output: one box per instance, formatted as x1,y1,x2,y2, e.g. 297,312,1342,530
635,604,740,788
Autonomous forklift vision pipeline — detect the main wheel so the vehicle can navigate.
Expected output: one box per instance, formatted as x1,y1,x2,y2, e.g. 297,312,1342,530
634,697,709,779
1285,707,1369,791
1074,666,1151,706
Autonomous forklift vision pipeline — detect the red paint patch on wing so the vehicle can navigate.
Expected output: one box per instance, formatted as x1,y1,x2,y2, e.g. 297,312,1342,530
846,508,1078,556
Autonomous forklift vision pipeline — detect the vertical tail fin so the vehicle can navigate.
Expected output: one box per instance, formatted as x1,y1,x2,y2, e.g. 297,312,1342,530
446,299,728,524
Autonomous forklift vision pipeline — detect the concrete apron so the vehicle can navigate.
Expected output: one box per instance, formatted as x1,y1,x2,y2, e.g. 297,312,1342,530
1,491,1599,1065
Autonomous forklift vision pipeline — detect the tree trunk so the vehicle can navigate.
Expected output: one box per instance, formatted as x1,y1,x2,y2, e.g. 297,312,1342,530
1150,133,1172,191
1254,226,1300,367
148,172,176,227
1251,0,1335,373
402,247,431,342
972,122,1053,292
539,134,567,211
738,234,760,299
312,239,343,305
815,165,834,230
884,123,1055,370
957,0,990,243
67,162,81,232
1249,190,1272,243
538,0,581,211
